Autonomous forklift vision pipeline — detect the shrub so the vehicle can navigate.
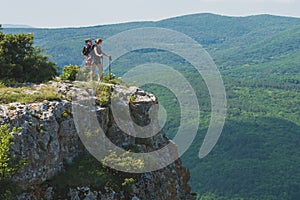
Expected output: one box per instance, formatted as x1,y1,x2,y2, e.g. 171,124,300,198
0,124,15,181
102,150,144,172
0,33,57,84
0,123,26,199
102,150,141,193
48,152,138,198
102,74,123,85
60,65,81,81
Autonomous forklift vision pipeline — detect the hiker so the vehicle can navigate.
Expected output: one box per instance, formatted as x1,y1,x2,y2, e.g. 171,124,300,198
90,38,111,81
82,38,93,67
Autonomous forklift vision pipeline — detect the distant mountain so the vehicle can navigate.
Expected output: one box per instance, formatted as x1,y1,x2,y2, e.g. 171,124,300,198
2,24,34,28
3,13,299,81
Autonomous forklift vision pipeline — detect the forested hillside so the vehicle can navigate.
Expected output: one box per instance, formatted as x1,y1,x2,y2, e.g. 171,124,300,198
3,14,300,199
3,13,300,82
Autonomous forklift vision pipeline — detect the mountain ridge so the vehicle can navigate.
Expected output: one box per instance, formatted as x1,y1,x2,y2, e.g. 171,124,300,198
2,24,34,28
3,13,300,30
3,13,300,73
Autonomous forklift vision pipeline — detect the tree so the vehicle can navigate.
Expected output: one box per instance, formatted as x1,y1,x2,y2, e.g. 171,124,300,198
0,32,57,84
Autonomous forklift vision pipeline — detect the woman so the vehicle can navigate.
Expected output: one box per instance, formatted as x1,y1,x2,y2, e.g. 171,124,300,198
90,38,111,81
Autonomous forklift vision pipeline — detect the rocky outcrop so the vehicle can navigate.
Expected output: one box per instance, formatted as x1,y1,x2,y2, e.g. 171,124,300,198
0,81,196,200
1,99,78,188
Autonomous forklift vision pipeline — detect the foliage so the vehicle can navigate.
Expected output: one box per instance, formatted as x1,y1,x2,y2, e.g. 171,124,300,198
48,154,107,191
102,150,142,192
0,181,22,200
182,82,300,200
48,152,138,199
0,124,16,180
128,94,136,104
60,64,80,81
143,70,300,199
102,73,123,85
0,124,23,199
0,32,57,84
102,150,144,172
93,82,113,106
122,177,135,186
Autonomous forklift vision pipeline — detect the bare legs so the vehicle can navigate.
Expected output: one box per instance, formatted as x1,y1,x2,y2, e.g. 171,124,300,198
90,63,103,81
97,63,103,81
90,65,96,81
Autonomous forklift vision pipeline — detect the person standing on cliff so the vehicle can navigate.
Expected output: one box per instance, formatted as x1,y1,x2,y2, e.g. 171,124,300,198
90,38,111,81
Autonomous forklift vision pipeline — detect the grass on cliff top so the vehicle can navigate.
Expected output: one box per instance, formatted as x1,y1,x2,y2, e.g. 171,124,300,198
0,73,123,105
0,84,62,104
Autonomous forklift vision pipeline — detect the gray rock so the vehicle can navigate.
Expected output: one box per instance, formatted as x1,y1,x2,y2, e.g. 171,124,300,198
45,187,54,200
1,82,195,200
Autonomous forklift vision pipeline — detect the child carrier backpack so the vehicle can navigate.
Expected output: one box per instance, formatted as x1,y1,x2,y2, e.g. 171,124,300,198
82,44,92,56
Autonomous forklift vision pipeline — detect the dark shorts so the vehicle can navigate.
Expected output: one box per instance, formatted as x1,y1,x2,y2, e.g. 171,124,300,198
91,56,102,65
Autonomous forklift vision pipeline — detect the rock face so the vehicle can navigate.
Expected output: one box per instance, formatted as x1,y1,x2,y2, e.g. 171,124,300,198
1,100,77,188
0,82,196,200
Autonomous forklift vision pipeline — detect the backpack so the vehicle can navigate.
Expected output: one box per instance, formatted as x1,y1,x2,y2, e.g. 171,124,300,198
82,44,93,56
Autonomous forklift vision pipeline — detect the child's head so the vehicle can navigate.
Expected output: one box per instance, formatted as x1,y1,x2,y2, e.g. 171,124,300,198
85,38,92,45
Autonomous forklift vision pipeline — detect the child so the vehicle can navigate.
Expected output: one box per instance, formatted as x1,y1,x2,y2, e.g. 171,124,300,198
82,38,93,67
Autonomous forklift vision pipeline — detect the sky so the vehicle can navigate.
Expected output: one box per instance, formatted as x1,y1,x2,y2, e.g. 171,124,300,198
1,0,300,28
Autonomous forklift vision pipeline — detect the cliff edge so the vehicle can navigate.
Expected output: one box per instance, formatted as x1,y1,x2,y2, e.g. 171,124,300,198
0,81,196,200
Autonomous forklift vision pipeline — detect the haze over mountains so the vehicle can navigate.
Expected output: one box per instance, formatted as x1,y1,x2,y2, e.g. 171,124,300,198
2,24,34,28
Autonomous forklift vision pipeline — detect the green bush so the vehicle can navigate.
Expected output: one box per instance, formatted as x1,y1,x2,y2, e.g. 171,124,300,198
102,73,123,85
60,65,80,81
48,152,138,199
0,124,24,185
102,150,144,172
102,150,141,193
0,124,26,199
0,124,16,181
0,32,57,84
